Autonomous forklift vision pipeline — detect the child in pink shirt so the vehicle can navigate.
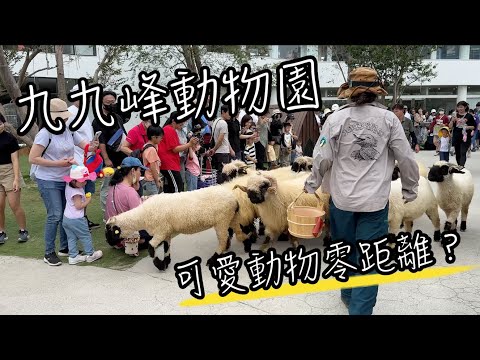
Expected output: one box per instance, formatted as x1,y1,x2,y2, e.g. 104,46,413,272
62,165,103,265
185,144,201,191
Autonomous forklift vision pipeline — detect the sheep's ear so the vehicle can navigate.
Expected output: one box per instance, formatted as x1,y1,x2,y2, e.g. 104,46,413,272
267,186,277,194
233,185,248,192
449,167,465,174
307,164,313,170
106,216,116,225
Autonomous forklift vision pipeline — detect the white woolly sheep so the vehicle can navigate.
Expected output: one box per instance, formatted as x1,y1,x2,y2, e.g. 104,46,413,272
291,156,313,172
105,186,239,271
221,160,251,182
234,172,330,249
428,161,474,232
388,175,441,241
222,164,310,249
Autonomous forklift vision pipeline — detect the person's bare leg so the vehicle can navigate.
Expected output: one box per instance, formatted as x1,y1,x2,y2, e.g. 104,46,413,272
6,190,26,230
0,191,6,232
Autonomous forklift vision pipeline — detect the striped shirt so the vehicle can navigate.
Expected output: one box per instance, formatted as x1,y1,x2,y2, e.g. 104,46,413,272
244,144,256,165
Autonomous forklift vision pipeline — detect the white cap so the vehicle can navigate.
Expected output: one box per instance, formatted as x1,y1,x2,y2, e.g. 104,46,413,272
331,104,339,111
431,109,436,113
323,108,331,115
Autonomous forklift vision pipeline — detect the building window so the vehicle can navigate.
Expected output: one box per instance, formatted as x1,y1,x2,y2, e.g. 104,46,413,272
246,45,270,57
470,45,480,60
467,86,480,95
427,86,458,95
74,45,96,56
62,45,75,55
278,45,301,59
437,45,459,59
325,88,338,97
318,45,328,61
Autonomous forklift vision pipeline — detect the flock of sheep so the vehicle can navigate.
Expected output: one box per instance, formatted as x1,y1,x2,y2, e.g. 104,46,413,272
105,156,474,272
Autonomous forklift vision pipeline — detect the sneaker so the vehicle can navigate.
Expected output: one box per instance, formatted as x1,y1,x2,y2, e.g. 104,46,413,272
86,250,103,263
0,232,7,245
44,252,62,266
18,230,30,243
58,248,69,257
86,217,100,230
68,254,87,265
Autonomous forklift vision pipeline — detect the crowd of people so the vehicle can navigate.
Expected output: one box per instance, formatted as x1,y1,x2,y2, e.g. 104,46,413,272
0,84,306,266
1,73,479,316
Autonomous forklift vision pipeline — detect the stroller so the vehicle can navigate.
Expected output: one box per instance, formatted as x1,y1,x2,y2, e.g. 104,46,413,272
197,155,217,188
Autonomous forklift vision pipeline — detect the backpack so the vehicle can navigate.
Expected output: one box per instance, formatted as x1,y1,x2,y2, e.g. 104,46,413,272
130,143,155,175
131,143,155,161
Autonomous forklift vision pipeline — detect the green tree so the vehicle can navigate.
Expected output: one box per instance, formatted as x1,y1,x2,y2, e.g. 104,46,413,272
344,45,437,105
0,45,58,145
89,45,133,87
130,45,273,81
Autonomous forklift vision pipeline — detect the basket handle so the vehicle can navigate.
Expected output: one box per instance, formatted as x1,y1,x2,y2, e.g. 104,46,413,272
288,191,308,210
288,191,324,210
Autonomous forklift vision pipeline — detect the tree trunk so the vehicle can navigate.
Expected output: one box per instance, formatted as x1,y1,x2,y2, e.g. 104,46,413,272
0,45,37,146
191,45,202,73
181,45,196,73
55,45,67,101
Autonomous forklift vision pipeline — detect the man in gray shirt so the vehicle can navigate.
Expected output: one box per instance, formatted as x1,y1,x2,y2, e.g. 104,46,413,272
206,105,235,184
305,67,419,315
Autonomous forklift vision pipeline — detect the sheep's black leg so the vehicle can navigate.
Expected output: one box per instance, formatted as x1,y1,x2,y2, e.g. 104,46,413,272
152,241,170,271
434,230,441,242
206,252,220,267
323,235,332,247
243,236,253,253
444,221,452,231
258,220,265,236
278,232,289,241
460,221,466,232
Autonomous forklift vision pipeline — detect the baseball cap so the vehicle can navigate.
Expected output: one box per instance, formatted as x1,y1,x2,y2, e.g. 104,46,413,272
431,109,437,113
120,157,147,170
331,104,339,111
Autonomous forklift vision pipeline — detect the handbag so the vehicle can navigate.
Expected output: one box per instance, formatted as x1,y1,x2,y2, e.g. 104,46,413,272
267,144,277,162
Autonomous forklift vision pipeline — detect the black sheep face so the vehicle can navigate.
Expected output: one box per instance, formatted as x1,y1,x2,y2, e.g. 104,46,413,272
221,168,237,183
247,181,270,204
428,164,465,182
428,165,448,182
291,162,300,172
105,224,122,246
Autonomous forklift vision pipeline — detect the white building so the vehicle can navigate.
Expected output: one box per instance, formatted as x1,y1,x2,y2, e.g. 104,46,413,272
6,45,480,128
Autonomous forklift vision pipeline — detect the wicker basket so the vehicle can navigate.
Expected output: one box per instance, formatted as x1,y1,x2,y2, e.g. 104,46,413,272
287,192,325,239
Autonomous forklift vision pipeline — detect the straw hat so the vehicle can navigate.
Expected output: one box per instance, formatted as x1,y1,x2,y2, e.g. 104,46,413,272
50,98,72,120
337,67,388,99
438,126,450,137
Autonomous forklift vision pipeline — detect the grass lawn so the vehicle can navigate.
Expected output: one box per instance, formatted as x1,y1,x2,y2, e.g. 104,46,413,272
0,154,148,269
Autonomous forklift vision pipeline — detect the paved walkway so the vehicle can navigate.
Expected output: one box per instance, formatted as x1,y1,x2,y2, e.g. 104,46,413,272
1,150,479,315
